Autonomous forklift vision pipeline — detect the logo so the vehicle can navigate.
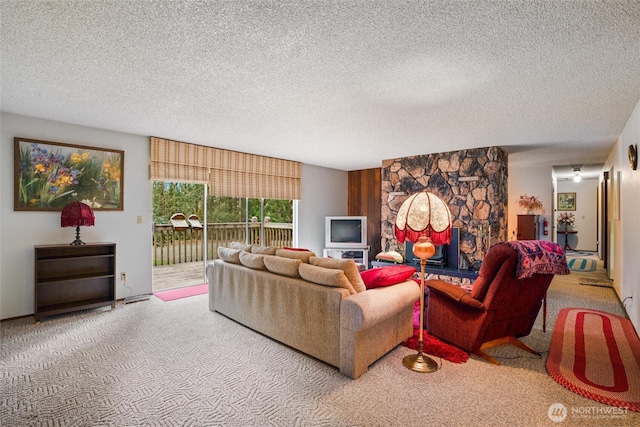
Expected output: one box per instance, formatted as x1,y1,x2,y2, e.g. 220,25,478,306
548,403,568,423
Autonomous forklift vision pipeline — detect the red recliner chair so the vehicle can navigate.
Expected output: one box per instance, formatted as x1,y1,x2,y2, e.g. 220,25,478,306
426,241,569,364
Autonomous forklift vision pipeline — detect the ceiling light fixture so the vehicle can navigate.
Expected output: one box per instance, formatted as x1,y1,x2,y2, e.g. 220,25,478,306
573,167,582,183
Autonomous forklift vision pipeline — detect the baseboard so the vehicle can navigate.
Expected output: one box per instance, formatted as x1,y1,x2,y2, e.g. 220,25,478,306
123,294,151,304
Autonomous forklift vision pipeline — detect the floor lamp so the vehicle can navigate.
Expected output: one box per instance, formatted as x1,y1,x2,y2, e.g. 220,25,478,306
394,191,452,373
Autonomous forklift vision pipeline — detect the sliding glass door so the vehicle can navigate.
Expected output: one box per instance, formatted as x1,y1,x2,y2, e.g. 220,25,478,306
152,183,294,291
152,182,207,291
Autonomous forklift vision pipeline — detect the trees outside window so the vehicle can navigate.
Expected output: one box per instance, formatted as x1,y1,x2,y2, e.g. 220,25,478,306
152,182,292,225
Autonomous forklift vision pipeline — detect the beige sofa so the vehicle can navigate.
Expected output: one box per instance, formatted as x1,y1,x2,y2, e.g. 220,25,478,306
206,246,419,379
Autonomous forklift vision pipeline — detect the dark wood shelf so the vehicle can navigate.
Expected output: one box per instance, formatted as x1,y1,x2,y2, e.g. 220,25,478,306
34,243,116,323
35,243,115,258
36,297,115,317
37,253,114,262
36,273,115,286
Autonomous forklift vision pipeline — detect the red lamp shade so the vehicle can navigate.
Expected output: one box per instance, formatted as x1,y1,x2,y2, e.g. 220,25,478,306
61,202,95,245
394,191,453,246
61,202,95,227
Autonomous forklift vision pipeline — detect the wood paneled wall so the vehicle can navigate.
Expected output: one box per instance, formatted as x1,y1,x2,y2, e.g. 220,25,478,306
348,168,382,258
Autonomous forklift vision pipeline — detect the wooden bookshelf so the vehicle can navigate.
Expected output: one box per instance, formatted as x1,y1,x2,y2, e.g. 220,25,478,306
34,243,116,323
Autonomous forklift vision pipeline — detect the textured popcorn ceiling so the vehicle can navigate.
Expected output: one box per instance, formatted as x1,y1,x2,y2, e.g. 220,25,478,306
1,1,639,175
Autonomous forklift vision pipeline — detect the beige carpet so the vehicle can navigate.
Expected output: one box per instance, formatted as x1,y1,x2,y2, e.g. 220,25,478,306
2,266,638,426
579,277,614,287
565,253,615,287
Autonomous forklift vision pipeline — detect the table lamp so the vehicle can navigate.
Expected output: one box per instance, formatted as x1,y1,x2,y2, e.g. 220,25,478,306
61,202,95,245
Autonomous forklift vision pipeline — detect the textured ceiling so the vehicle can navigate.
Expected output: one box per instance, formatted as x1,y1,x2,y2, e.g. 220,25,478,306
1,1,639,176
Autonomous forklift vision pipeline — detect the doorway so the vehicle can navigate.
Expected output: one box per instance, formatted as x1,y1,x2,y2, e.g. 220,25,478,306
152,182,207,291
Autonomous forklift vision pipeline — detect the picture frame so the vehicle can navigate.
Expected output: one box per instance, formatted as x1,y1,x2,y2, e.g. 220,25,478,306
14,137,124,211
557,192,576,211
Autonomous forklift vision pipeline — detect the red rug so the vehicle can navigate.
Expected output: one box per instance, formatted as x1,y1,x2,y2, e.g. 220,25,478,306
402,329,469,363
402,301,469,363
547,308,640,412
154,284,208,302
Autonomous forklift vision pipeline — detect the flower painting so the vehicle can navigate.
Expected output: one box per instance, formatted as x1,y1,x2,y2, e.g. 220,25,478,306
14,138,124,210
557,192,576,211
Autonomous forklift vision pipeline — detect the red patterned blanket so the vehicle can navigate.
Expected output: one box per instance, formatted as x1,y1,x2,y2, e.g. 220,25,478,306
497,240,570,279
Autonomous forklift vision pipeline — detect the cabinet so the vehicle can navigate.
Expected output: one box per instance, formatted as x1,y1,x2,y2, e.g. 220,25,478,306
34,243,116,323
517,215,540,240
323,248,369,270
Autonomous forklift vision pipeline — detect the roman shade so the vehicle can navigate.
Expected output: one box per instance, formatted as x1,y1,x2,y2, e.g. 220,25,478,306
150,137,301,200
149,137,210,184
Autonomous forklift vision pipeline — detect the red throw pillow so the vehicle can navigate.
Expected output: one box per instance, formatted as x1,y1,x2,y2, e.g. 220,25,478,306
360,265,416,289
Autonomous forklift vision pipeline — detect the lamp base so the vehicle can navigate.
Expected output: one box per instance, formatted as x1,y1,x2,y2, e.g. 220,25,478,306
69,226,85,245
402,352,438,373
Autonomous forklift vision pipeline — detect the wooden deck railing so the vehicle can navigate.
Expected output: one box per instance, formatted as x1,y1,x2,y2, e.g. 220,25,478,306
152,222,293,266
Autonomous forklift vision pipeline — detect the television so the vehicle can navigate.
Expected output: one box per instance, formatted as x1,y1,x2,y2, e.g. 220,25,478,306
325,216,368,248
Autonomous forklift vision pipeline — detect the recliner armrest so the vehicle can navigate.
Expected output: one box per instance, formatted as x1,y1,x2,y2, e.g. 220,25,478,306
427,279,484,309
341,281,420,331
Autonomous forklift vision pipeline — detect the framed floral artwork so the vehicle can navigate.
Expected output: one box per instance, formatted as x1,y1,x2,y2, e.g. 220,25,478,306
14,137,124,211
557,192,576,211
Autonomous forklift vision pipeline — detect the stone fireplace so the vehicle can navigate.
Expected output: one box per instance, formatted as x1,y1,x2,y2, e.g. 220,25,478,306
381,147,508,271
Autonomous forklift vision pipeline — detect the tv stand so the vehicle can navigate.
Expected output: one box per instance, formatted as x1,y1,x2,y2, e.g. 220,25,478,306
323,248,369,270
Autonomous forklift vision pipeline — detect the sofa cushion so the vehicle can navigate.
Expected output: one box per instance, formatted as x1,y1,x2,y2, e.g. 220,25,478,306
263,255,302,278
283,247,311,252
309,256,366,293
276,248,316,263
251,245,278,255
299,263,356,295
218,247,242,264
375,251,404,263
239,252,267,270
230,241,252,252
360,265,416,289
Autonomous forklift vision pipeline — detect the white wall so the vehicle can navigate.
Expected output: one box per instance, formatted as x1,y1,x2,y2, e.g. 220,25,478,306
4,106,636,329
604,99,640,329
297,164,348,255
507,153,553,241
1,112,349,320
556,178,598,251
1,113,153,320
507,99,640,332
508,151,599,252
